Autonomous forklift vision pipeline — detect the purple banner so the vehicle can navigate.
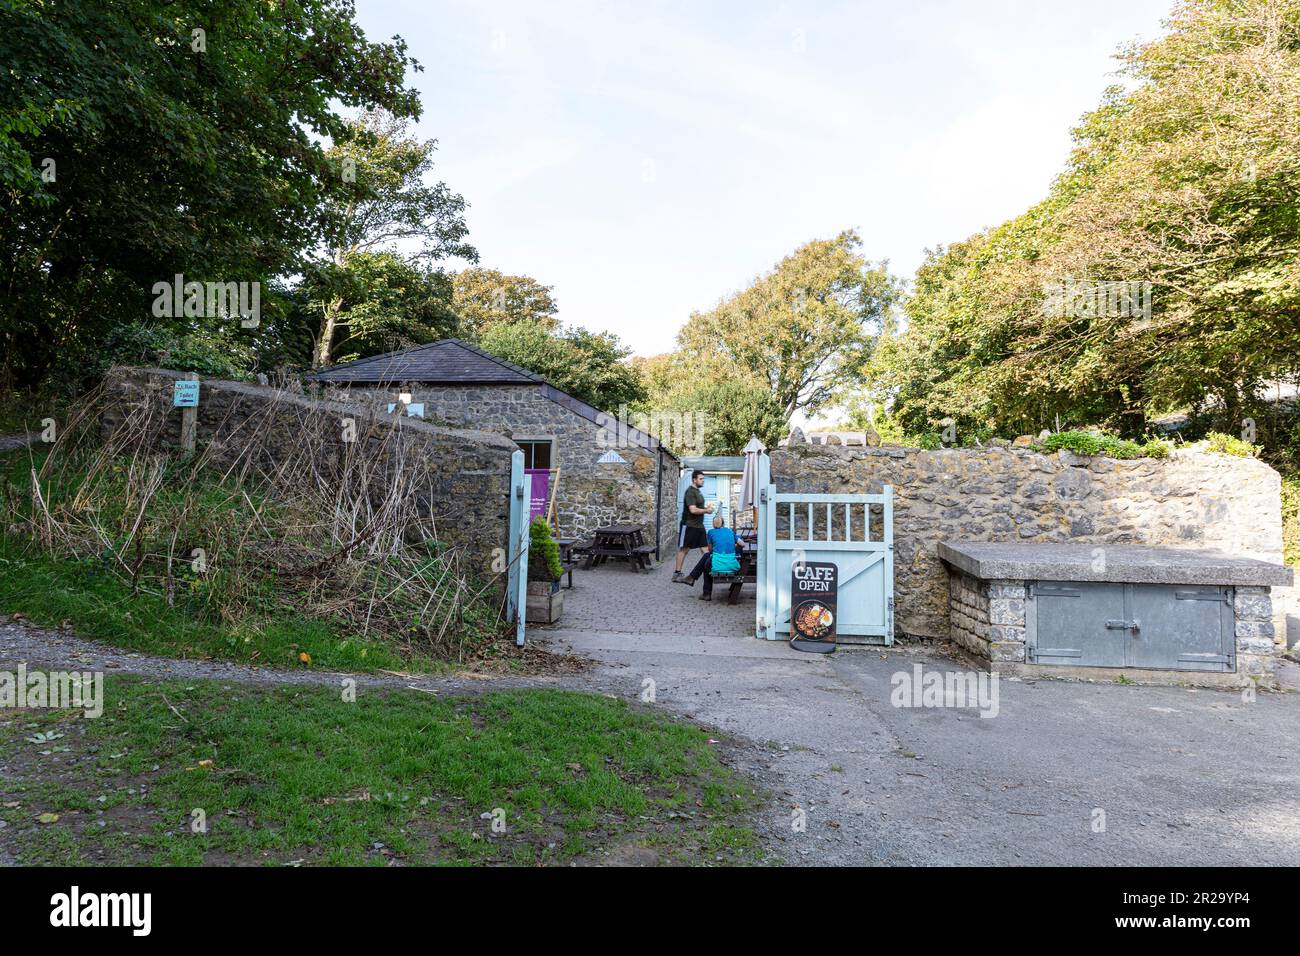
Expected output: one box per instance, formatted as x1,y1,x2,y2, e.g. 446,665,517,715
526,468,550,522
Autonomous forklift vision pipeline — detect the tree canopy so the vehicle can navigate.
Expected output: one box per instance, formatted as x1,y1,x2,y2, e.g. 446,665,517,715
631,352,787,455
873,0,1300,438
452,268,560,337
677,231,900,418
478,322,646,413
0,0,430,388
309,109,474,367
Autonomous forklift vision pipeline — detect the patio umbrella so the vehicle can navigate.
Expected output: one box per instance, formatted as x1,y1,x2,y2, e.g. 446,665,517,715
739,435,766,516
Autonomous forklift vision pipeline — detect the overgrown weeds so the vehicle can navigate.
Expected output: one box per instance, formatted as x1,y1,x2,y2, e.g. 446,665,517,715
1,373,505,665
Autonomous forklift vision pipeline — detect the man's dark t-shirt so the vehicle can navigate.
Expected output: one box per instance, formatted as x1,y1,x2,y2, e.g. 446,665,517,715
682,485,706,528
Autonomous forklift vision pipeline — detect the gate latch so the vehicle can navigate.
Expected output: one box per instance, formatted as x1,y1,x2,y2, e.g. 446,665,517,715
1105,619,1141,634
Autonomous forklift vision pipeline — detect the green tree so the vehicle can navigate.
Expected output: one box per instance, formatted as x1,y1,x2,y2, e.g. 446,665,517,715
677,231,900,417
478,322,646,413
0,0,426,388
313,110,475,367
632,352,788,454
875,0,1300,438
661,379,788,455
452,268,559,337
298,252,458,366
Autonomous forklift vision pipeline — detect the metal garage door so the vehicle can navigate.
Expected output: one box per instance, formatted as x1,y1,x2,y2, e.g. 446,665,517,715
1028,582,1234,672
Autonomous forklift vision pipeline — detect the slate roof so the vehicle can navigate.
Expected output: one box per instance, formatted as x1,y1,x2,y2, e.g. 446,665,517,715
309,338,542,385
680,456,745,474
310,339,678,459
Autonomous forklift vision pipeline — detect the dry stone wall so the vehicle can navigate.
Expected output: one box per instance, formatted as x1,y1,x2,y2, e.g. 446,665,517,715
772,443,1287,641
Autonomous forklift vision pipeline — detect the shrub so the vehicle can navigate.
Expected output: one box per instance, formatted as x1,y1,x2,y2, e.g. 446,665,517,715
1282,473,1300,568
95,322,256,380
1039,430,1167,459
1141,438,1172,459
1040,430,1106,456
528,516,563,582
1203,432,1259,458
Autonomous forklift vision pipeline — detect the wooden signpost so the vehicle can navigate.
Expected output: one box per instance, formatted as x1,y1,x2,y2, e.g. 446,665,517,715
173,374,199,453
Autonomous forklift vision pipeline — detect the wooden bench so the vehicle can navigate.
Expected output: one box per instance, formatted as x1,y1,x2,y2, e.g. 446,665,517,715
707,550,754,605
582,525,646,572
559,557,580,589
559,540,590,589
709,572,746,605
632,543,657,569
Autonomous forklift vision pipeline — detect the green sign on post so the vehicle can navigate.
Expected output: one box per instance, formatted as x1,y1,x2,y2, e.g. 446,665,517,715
173,380,200,407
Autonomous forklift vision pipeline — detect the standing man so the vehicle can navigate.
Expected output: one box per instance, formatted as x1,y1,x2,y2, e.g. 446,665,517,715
673,469,713,583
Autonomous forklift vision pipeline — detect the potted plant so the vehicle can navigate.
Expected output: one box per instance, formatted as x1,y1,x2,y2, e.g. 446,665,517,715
526,516,565,624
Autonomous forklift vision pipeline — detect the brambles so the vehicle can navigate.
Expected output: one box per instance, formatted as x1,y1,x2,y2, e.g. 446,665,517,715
1,376,501,664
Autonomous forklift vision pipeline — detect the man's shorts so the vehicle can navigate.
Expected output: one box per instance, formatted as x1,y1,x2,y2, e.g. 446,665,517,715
679,524,708,549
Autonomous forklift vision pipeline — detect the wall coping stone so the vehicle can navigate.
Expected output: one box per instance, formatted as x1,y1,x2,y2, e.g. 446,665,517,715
129,367,519,452
938,540,1293,587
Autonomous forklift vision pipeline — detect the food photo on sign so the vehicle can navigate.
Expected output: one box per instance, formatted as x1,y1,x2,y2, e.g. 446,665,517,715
790,560,837,654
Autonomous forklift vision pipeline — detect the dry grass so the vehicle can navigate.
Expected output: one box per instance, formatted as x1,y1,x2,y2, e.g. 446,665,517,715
3,374,506,662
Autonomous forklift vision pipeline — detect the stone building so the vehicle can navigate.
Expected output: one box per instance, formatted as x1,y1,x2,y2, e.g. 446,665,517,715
312,339,680,558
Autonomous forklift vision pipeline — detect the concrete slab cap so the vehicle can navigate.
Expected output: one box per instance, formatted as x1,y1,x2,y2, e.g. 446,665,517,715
937,540,1294,587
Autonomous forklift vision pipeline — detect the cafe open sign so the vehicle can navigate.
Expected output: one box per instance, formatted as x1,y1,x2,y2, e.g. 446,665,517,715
790,560,837,654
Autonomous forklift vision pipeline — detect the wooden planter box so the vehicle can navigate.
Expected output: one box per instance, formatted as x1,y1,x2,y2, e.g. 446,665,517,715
526,579,564,625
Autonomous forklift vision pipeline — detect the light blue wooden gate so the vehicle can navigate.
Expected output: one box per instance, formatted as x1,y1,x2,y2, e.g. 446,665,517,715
755,454,894,644
505,450,532,646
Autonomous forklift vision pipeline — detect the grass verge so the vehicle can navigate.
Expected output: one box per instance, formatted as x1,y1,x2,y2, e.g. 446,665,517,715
0,676,764,866
0,538,441,673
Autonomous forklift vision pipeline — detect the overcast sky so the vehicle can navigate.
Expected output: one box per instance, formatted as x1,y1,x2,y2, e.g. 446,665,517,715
356,0,1172,358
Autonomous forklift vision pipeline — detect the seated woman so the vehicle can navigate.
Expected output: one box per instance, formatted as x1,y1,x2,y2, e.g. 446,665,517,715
681,515,742,601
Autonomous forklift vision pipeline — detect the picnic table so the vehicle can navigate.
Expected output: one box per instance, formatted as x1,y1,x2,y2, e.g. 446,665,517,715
710,547,757,605
581,524,654,572
556,538,580,589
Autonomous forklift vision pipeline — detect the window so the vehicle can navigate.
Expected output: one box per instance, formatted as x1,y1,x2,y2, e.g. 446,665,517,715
516,439,553,470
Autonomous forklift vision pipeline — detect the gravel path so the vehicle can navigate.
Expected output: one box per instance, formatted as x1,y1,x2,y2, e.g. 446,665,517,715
0,619,610,698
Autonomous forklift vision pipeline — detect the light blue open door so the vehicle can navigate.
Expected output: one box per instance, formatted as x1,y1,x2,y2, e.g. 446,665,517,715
754,453,773,639
700,475,732,526
505,450,532,646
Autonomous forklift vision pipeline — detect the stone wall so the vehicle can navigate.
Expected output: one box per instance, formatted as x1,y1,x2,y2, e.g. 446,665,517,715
772,443,1287,641
101,368,518,598
328,383,680,559
948,568,997,661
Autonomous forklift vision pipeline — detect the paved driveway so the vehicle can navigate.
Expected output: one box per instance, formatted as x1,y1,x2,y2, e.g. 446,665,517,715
541,610,1300,865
